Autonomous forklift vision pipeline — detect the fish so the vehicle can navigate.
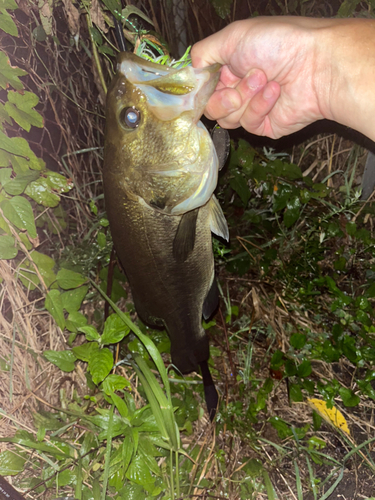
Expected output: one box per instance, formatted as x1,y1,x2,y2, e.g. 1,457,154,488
103,51,229,419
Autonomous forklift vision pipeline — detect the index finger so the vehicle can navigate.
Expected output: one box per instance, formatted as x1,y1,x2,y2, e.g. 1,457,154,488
191,21,245,69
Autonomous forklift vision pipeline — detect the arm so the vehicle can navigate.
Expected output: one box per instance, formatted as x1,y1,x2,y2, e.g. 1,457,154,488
191,17,375,142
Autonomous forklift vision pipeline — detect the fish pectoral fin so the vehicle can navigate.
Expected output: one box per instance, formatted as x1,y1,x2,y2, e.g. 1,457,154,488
211,126,230,170
202,278,219,320
208,195,229,242
172,208,199,262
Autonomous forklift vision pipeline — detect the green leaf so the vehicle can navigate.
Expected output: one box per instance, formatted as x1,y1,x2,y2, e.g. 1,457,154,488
312,410,322,431
285,359,297,377
5,91,43,132
30,250,56,288
44,350,76,372
57,468,76,487
121,5,154,26
0,52,27,90
25,171,71,207
33,411,63,431
337,0,361,17
88,347,113,385
89,26,102,45
366,282,375,298
45,289,65,329
102,313,130,345
66,311,87,333
283,196,301,228
78,325,100,341
339,387,360,407
98,45,115,56
297,359,312,377
102,374,130,395
118,483,145,500
341,335,357,363
270,349,284,369
289,383,303,402
125,454,155,488
0,102,11,130
57,268,87,290
0,0,18,9
0,234,17,259
210,0,232,19
346,221,357,236
0,9,17,36
290,333,307,349
102,0,121,18
61,285,89,312
269,416,292,439
229,172,251,206
0,196,37,238
46,170,71,191
243,458,263,477
72,341,99,362
0,450,26,475
33,24,47,42
110,392,129,418
89,199,97,215
97,231,106,248
2,170,40,195
17,265,40,290
0,132,44,170
274,160,302,180
300,188,311,203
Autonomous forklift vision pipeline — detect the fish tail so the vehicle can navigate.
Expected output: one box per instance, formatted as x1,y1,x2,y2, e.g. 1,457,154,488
199,360,218,421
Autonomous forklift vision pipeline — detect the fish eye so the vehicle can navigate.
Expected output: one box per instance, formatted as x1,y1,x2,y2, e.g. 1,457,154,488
120,107,141,129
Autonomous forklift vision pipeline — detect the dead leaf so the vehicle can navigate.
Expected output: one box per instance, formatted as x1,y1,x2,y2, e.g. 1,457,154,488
38,0,53,36
62,0,80,36
308,398,350,435
90,0,107,33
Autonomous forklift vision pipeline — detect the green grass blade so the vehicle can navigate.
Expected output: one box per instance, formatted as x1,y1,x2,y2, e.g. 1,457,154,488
101,404,114,500
133,354,180,450
305,455,317,500
262,469,276,500
294,460,303,500
75,458,83,500
318,467,344,500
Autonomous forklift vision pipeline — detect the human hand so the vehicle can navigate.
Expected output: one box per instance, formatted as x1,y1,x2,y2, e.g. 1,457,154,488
192,16,364,139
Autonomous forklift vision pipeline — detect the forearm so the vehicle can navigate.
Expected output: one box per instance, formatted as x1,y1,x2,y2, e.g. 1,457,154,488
316,19,375,141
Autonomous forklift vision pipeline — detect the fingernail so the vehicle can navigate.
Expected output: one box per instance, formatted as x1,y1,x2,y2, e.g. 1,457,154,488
263,85,274,100
246,70,263,90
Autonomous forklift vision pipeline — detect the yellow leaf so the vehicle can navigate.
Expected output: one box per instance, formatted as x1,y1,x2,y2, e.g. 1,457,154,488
308,398,350,435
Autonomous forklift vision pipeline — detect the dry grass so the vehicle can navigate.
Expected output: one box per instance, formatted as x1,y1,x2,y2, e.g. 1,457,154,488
0,259,84,441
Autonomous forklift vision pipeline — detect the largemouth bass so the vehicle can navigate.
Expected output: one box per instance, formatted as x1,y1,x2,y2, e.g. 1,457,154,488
103,52,228,417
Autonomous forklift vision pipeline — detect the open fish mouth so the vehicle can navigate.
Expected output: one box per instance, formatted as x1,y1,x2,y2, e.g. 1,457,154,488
117,51,221,123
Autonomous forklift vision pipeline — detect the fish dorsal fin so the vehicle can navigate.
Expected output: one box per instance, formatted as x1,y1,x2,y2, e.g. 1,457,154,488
202,278,219,320
173,209,199,263
208,195,229,242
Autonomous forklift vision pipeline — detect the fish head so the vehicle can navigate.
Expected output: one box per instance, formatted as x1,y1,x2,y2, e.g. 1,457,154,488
104,51,221,214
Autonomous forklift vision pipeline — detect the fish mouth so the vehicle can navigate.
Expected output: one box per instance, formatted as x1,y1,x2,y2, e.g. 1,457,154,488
116,51,220,122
